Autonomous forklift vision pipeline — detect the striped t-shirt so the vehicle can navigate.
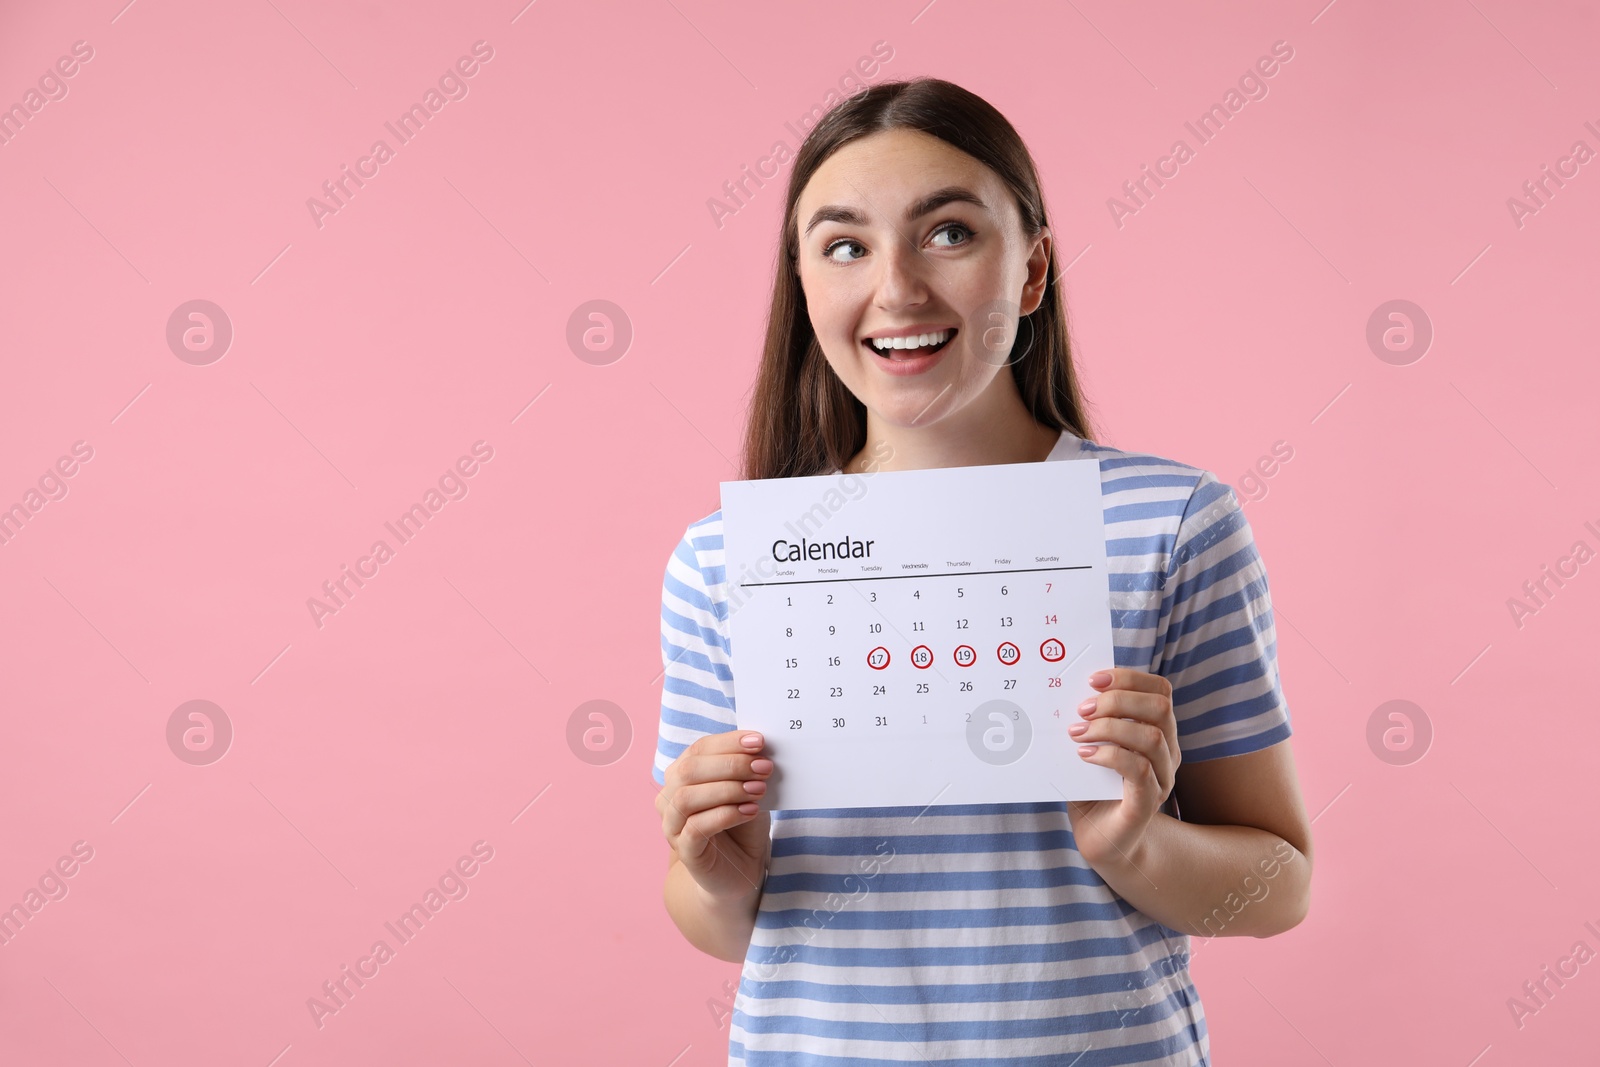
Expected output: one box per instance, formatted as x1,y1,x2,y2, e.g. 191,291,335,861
653,428,1292,1066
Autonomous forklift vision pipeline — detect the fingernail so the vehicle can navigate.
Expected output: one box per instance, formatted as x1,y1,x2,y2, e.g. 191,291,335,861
1089,671,1112,687
1077,697,1097,716
742,733,762,748
751,758,774,774
1068,722,1087,736
1078,745,1097,757
743,779,766,794
738,802,758,814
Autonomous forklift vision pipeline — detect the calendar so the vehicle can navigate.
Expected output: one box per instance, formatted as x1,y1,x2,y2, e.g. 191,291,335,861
719,457,1124,811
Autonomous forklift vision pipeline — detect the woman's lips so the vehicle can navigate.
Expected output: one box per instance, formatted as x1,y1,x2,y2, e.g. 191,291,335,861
861,330,955,375
861,328,957,361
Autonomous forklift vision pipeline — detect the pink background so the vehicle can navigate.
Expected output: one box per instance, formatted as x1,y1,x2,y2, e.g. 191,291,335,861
1,0,1595,1063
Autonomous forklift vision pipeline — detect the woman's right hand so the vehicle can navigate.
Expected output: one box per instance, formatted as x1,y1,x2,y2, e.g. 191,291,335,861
657,730,774,902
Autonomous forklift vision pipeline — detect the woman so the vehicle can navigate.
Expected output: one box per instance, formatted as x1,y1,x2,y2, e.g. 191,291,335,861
653,76,1313,1066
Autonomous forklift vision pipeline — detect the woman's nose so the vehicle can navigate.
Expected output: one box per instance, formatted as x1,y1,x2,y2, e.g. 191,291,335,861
871,237,936,308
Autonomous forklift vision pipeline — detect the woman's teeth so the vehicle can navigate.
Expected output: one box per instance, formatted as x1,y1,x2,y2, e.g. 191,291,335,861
868,329,954,358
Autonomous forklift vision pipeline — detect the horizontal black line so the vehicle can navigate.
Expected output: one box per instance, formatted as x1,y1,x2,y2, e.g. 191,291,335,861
738,565,1092,587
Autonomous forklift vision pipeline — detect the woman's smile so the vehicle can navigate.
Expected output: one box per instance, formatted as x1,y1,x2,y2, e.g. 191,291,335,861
862,326,958,374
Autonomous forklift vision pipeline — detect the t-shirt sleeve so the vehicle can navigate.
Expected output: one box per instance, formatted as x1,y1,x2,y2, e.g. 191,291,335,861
1151,470,1292,762
652,524,738,786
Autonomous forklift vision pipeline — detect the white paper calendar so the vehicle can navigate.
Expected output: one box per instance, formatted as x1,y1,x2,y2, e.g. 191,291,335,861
719,457,1125,811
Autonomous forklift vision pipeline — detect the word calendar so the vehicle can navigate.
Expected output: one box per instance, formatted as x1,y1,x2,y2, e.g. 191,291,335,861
720,456,1124,810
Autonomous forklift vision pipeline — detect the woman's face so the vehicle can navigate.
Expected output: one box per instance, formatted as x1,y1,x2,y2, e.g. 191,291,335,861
794,127,1052,430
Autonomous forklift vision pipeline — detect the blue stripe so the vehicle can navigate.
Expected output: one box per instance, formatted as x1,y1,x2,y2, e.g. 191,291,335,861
762,863,1116,896
658,695,735,733
772,828,1080,858
1105,533,1174,564
1104,497,1188,528
1092,448,1199,474
747,919,1180,969
773,799,1069,820
659,639,734,687
1112,639,1157,667
742,950,1190,1003
729,1023,1208,1067
1103,470,1196,495
736,995,1194,1045
660,601,727,658
1182,720,1291,761
757,901,1140,931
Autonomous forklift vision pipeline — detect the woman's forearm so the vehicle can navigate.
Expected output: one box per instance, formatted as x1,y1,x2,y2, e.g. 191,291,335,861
1078,812,1311,939
664,857,763,963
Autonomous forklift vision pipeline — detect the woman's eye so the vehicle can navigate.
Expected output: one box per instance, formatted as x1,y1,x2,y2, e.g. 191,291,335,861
823,239,866,264
930,222,973,248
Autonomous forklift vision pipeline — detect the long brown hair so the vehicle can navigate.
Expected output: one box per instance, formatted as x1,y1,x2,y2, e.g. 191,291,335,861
739,76,1099,480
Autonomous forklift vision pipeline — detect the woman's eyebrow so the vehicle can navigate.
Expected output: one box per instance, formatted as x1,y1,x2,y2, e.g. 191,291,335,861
803,186,989,237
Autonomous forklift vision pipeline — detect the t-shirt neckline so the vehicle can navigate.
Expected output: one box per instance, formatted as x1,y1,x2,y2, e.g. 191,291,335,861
831,429,1079,475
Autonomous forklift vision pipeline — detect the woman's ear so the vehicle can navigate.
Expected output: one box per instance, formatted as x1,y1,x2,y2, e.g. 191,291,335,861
1020,226,1053,316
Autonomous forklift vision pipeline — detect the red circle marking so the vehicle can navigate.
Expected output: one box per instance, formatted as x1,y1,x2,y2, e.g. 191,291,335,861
910,644,934,669
867,646,891,670
953,644,977,668
1039,639,1065,663
997,641,1021,665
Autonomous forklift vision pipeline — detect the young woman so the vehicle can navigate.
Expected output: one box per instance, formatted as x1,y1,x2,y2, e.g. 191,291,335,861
652,77,1312,1066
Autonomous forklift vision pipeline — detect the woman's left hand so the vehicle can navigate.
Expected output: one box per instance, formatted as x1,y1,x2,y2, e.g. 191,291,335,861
1065,668,1181,869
